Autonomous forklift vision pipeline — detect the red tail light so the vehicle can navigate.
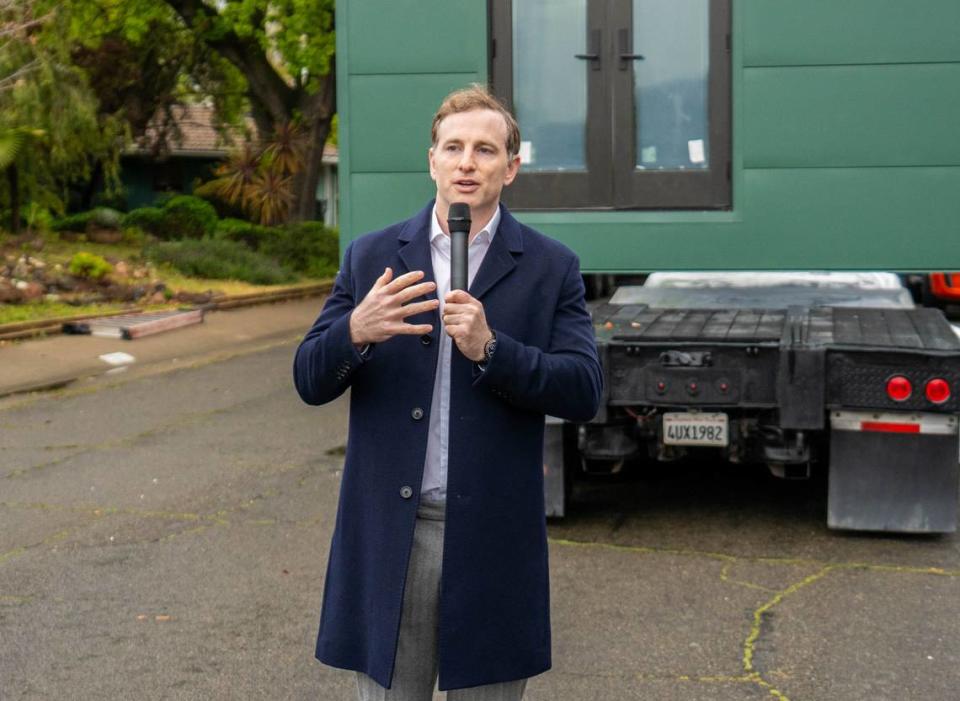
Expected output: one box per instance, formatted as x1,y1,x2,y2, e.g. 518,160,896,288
925,378,951,404
886,376,912,402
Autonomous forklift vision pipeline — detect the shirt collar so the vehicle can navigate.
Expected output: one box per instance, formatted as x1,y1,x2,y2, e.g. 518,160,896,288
430,204,500,246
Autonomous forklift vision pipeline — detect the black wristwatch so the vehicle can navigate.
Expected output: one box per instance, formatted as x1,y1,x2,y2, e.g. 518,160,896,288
482,331,497,365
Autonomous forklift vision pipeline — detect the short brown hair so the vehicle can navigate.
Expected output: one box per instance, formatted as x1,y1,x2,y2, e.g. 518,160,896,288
430,84,521,158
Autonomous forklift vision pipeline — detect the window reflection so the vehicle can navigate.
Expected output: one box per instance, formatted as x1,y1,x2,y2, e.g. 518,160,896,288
633,0,710,170
512,0,588,171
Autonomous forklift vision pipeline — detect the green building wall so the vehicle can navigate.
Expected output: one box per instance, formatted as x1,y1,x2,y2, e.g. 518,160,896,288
336,0,960,272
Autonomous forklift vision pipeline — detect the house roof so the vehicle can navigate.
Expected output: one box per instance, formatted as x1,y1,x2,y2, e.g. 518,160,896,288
131,104,338,164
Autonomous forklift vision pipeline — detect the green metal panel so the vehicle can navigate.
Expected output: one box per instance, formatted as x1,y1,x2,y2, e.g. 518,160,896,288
335,0,353,242
523,167,960,272
347,0,487,75
743,0,960,66
743,64,960,168
336,0,488,243
337,0,960,271
350,173,437,235
350,73,481,173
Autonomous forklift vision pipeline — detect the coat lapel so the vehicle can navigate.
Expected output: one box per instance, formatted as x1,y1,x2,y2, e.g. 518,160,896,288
397,202,438,301
469,205,524,301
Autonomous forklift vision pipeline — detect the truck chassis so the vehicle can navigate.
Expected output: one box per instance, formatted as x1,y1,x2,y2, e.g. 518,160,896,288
544,279,960,533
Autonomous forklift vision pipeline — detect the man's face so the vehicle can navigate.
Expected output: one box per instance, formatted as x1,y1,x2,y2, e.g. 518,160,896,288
429,108,521,225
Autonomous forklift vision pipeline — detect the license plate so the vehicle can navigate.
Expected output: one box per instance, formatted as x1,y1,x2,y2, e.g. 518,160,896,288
663,412,729,446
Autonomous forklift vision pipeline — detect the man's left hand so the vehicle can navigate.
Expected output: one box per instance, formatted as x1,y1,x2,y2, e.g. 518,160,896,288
442,290,493,362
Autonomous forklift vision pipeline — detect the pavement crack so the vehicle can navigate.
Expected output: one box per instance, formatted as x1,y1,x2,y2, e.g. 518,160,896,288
742,564,834,699
0,528,74,567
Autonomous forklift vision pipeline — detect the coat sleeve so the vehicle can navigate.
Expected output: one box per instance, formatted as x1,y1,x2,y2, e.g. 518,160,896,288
293,241,370,406
472,254,603,422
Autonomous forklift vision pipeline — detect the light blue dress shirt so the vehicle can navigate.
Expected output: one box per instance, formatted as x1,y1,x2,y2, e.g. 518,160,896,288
420,205,501,503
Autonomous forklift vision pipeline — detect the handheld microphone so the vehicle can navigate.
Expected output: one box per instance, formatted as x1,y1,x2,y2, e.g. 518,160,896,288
447,202,471,291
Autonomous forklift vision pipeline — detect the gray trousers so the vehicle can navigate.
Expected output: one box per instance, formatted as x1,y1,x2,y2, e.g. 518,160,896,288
356,500,527,701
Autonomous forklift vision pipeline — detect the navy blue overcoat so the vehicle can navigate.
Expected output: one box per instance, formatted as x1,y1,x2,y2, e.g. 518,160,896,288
293,202,602,690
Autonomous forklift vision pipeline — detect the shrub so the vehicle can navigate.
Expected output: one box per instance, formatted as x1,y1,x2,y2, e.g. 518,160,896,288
214,218,273,250
144,239,296,285
90,207,123,230
261,221,339,278
52,211,95,233
123,207,166,236
121,226,147,246
69,252,113,280
161,195,218,240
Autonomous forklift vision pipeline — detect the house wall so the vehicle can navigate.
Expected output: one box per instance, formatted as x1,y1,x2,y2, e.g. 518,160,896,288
120,156,218,210
336,0,960,271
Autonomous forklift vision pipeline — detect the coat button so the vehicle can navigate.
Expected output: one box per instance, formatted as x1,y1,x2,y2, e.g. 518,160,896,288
420,334,432,346
400,486,413,499
411,407,424,420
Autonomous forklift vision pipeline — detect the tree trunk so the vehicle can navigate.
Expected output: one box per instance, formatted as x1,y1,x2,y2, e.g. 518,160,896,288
164,0,336,224
80,160,105,211
8,164,20,235
291,121,330,222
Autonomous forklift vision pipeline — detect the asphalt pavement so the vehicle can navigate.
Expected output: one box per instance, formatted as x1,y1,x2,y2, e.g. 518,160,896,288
0,297,325,399
1,299,959,700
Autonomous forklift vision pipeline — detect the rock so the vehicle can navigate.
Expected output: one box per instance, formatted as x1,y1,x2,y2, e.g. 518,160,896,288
21,282,45,301
0,280,21,304
132,267,148,279
149,291,167,304
174,291,212,304
114,261,129,277
44,293,61,303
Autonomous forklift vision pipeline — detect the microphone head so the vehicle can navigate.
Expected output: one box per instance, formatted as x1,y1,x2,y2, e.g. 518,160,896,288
447,202,471,233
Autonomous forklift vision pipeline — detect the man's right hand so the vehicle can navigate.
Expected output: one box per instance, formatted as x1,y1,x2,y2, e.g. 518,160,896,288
349,268,439,346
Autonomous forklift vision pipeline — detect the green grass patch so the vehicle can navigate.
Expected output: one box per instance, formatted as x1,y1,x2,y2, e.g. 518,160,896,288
0,302,130,326
144,239,297,285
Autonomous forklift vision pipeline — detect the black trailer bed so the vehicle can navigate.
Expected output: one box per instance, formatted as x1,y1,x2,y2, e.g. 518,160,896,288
593,304,960,354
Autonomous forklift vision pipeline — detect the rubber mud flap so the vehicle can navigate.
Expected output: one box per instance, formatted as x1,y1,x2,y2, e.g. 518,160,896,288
828,430,958,533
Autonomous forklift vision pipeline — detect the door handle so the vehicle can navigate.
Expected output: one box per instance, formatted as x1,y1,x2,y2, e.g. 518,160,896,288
574,29,602,71
618,28,645,70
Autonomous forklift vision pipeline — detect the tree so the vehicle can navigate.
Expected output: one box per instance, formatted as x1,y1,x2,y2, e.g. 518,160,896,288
161,0,335,222
69,0,335,223
2,0,118,233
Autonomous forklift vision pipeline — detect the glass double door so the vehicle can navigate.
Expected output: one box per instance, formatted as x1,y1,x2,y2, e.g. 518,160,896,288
491,0,730,210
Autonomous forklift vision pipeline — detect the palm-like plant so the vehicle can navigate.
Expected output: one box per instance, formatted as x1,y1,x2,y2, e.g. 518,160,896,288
247,160,294,226
204,144,260,209
198,122,305,225
261,121,307,175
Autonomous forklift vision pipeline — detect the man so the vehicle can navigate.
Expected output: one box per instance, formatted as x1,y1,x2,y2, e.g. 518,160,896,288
293,86,602,700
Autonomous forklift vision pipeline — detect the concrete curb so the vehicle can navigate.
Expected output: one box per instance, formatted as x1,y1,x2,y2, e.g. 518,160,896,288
0,281,332,342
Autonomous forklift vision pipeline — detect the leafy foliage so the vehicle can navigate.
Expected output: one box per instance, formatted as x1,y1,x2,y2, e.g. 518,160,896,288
161,195,218,239
213,217,337,278
123,206,166,236
263,222,338,278
52,211,96,233
68,251,113,279
91,207,123,229
144,238,296,285
200,124,305,226
200,145,260,211
214,217,273,249
2,1,126,225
